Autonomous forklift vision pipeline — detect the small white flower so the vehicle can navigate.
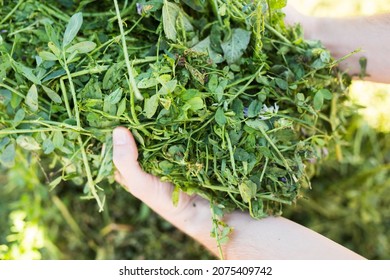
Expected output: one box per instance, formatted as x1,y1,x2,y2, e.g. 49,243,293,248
259,103,279,120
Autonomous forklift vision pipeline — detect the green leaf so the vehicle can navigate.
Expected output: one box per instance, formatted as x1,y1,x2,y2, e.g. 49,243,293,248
25,84,39,112
234,148,251,161
0,143,16,168
232,98,244,119
137,77,158,89
257,146,272,158
192,37,224,64
53,131,65,148
159,160,174,174
269,0,287,9
63,12,83,48
248,100,262,118
66,41,96,53
16,135,41,151
144,94,160,118
158,79,177,95
48,42,62,58
12,62,41,85
275,78,288,90
181,0,206,11
45,23,60,48
215,107,227,126
171,185,180,206
238,180,257,203
116,98,127,116
313,90,324,110
13,108,25,127
42,85,62,104
221,28,251,64
245,119,269,131
207,74,218,92
318,89,332,100
42,138,55,154
39,51,58,61
186,96,204,111
214,81,227,102
105,88,123,105
49,177,62,190
162,0,180,41
296,92,305,102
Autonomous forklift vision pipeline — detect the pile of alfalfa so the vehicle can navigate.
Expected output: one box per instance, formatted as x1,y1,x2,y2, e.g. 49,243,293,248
0,0,353,242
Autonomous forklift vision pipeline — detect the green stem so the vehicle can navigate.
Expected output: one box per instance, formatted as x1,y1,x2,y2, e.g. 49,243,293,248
259,157,269,186
0,82,25,98
0,127,71,135
62,55,81,128
62,66,109,80
60,76,73,120
210,204,225,260
210,0,223,26
77,136,105,212
226,65,264,105
52,195,84,237
256,124,295,180
0,0,24,25
257,194,292,204
225,131,237,177
89,17,145,57
39,2,70,22
264,22,290,44
202,184,239,193
113,0,143,125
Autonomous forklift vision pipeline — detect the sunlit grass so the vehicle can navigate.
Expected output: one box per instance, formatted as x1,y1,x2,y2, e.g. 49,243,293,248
350,81,390,132
291,0,390,132
2,211,45,260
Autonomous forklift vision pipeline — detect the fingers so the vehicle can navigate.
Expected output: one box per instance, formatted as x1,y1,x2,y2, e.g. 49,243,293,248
283,4,301,26
112,127,214,244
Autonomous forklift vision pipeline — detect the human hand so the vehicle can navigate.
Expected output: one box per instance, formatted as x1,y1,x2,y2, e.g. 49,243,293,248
283,3,317,38
112,127,364,260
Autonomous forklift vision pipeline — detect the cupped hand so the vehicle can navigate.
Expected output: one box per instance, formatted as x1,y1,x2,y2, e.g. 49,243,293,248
112,127,364,260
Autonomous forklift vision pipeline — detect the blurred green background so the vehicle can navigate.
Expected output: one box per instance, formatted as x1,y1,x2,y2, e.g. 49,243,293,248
1,0,390,259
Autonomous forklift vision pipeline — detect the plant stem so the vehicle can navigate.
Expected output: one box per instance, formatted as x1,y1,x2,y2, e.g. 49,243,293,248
264,22,290,44
225,131,237,177
113,0,143,125
0,0,23,25
226,66,264,105
256,124,296,181
210,0,223,26
210,204,225,260
0,128,69,135
77,136,105,212
0,82,25,98
60,78,73,119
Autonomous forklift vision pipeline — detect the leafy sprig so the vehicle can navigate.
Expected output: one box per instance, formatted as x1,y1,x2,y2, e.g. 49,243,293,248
1,0,352,244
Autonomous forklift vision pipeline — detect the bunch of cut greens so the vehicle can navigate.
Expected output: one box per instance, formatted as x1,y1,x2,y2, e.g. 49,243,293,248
0,0,353,248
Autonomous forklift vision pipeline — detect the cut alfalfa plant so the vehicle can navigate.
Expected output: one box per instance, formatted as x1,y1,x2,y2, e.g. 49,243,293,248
0,0,354,255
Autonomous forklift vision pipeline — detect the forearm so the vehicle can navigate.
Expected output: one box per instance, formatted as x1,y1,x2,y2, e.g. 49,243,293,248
192,213,365,260
300,14,390,83
113,128,365,260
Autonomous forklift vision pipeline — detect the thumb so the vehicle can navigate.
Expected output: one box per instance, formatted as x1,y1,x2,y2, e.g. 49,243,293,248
112,127,173,205
112,127,215,253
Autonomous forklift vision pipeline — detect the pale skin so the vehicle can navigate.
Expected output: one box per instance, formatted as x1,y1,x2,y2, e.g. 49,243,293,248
284,5,390,84
112,6,390,259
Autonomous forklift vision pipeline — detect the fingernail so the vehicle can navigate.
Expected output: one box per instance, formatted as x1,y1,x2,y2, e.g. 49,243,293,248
113,128,129,145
